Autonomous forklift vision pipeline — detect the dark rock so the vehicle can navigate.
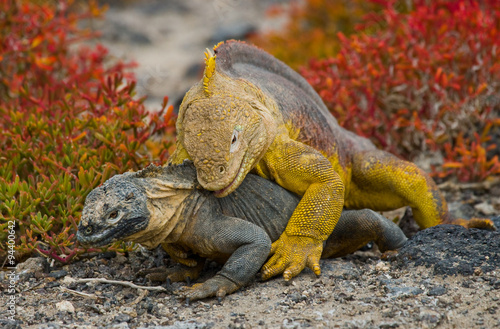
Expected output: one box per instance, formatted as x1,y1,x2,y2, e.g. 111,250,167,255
288,292,306,303
379,279,422,297
49,270,68,279
398,207,420,238
99,251,117,260
113,313,132,323
325,262,361,280
461,280,473,288
46,281,60,288
427,286,447,296
390,224,500,276
385,286,423,298
0,319,22,329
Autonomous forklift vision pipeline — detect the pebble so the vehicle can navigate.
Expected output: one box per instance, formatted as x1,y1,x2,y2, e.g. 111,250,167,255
62,276,75,284
119,306,138,318
16,257,46,276
375,261,390,272
108,323,130,329
56,301,75,313
474,202,496,215
114,313,132,323
419,309,441,324
115,254,128,264
386,286,423,298
49,270,68,279
427,286,447,296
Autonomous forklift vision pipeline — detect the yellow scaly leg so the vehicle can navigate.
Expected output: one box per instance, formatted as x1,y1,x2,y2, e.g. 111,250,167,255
256,136,345,281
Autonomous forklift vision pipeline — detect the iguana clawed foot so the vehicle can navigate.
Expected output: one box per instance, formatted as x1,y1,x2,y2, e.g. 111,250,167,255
139,262,204,285
176,275,240,302
161,243,199,267
261,233,322,281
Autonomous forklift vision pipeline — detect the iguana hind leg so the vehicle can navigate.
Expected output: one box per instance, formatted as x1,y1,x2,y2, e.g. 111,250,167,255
162,243,199,267
346,150,448,228
140,257,205,284
322,209,407,258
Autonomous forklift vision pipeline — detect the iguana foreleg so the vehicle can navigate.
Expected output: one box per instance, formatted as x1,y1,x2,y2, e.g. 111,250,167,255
256,136,345,281
175,206,272,300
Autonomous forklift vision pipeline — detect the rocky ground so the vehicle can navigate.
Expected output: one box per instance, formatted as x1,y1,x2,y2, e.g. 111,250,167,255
2,209,499,329
2,1,500,328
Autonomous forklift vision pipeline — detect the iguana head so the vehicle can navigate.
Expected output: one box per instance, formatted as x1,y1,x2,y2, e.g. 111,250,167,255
77,173,150,247
177,47,278,197
77,162,197,248
181,95,273,197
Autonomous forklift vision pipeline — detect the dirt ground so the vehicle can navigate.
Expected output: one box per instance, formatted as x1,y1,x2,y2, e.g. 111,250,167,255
2,1,500,328
2,211,499,329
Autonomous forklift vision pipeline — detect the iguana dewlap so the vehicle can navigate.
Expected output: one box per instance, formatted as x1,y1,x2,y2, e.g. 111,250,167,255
169,40,487,281
77,162,407,301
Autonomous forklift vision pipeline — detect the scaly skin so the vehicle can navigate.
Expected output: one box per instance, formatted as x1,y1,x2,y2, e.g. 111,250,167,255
169,40,494,281
77,162,408,301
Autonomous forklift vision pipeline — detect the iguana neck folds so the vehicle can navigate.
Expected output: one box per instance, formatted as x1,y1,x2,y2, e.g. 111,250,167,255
127,192,191,249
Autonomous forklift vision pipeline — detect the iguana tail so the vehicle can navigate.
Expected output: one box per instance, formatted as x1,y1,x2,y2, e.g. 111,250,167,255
446,217,497,231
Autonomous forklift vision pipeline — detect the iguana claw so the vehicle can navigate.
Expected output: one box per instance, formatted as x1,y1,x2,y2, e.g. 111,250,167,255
261,233,323,281
161,243,199,267
140,263,203,285
176,276,239,301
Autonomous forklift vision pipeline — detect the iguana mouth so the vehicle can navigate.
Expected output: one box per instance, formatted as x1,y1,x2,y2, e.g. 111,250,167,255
214,155,252,198
77,216,148,247
214,168,244,197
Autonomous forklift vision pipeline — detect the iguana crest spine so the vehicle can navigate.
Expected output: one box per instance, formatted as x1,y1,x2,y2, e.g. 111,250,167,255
203,42,225,96
203,48,217,96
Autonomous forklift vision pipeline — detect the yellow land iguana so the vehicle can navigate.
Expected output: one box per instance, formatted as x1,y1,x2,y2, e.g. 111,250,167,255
77,161,407,301
169,40,495,282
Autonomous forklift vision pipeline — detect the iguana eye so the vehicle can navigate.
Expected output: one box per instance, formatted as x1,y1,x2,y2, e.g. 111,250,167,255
85,227,92,235
109,211,118,219
230,128,240,153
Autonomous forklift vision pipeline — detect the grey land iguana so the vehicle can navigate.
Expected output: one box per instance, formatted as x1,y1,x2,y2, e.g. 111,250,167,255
77,161,407,301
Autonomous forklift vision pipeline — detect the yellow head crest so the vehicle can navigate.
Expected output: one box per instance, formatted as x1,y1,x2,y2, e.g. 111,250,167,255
203,48,217,96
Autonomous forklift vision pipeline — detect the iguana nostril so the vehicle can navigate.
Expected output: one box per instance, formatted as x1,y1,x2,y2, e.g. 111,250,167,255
219,166,225,174
85,226,92,235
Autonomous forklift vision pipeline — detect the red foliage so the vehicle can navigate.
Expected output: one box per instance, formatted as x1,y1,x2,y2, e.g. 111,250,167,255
300,0,500,180
250,0,381,69
0,0,175,263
